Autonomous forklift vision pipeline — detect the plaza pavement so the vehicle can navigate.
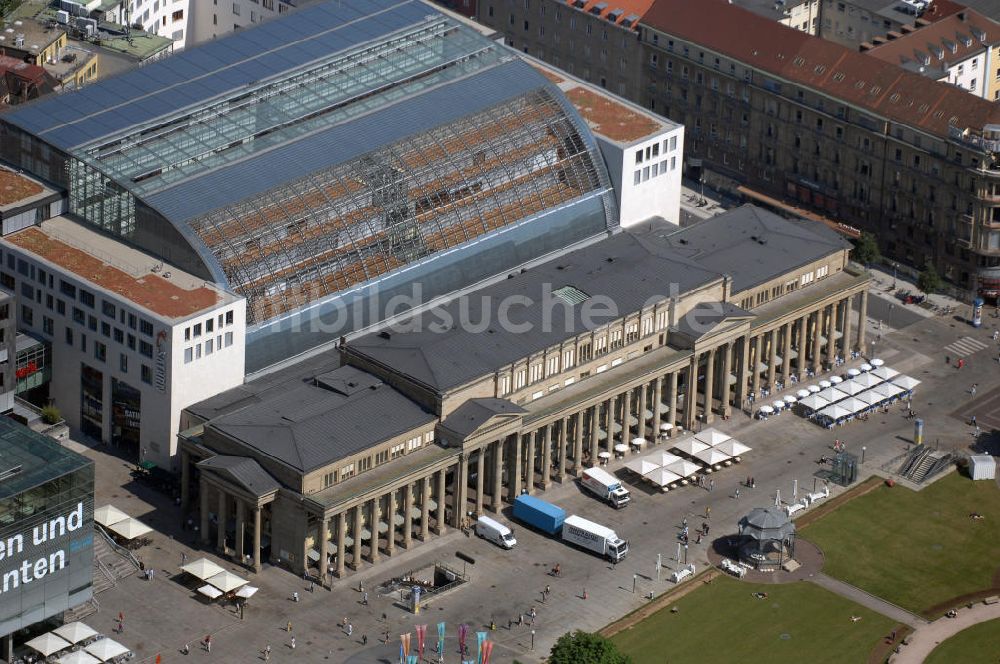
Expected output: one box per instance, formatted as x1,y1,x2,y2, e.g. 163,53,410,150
67,308,1000,664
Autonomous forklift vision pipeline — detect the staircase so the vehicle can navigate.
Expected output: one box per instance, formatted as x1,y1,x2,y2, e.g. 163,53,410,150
902,449,951,484
91,526,140,593
62,595,99,623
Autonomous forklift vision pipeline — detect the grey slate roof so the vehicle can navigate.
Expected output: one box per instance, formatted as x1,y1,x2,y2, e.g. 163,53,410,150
739,506,796,539
673,301,754,342
654,205,849,292
346,231,723,392
441,398,526,438
197,456,281,497
203,364,435,473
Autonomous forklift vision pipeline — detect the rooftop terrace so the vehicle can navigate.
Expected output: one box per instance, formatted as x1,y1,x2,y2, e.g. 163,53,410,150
0,167,44,209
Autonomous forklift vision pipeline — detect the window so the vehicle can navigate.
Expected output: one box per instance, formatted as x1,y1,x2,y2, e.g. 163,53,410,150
226,310,234,325
407,436,423,451
563,348,575,369
95,341,106,362
102,301,116,318
140,319,153,336
340,463,355,480
20,305,32,326
233,3,240,14
594,335,607,355
206,318,214,333
635,149,643,164
358,456,371,472
610,328,623,349
322,471,337,488
127,333,136,350
101,321,111,337
641,317,653,336
625,322,639,343
79,289,95,308
120,353,128,373
390,443,404,459
514,369,527,389
88,315,97,332
184,348,193,363
224,331,234,347
499,375,511,396
205,338,214,355
139,340,153,358
42,316,54,335
193,323,202,337
633,171,641,185
73,307,85,325
141,365,152,384
546,355,559,376
128,313,137,330
529,363,544,383
656,310,668,330
59,280,76,298
65,327,73,345
816,265,829,278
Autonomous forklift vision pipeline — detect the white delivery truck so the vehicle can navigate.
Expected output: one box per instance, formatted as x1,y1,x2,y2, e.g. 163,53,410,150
560,514,629,562
580,467,631,508
475,515,517,549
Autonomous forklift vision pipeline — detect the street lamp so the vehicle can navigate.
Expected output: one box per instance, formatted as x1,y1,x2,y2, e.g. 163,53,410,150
861,446,867,464
892,262,898,290
530,630,536,651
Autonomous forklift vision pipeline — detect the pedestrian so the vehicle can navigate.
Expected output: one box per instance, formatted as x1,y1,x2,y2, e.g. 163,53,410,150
751,477,756,489
342,617,348,628
347,623,353,637
734,488,741,499
290,636,296,650
530,607,536,619
204,635,211,653
381,612,387,622
518,613,524,626
264,645,271,661
182,643,190,655
292,591,299,603
971,383,978,397
309,580,314,593
945,355,950,366
358,580,364,593
709,479,715,492
181,552,187,565
971,415,977,426
705,506,711,519
682,517,688,528
545,583,551,595
362,634,368,646
508,618,513,630
287,621,293,633
363,591,368,605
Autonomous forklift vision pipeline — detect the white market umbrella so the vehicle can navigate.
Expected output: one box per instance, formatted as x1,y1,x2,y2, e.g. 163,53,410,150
613,443,629,454
598,451,611,459
52,622,98,644
659,422,674,432
847,368,861,377
85,639,130,661
829,375,844,384
235,585,259,599
837,380,864,396
855,390,882,406
772,399,786,410
716,439,752,456
757,405,774,415
198,584,223,599
206,570,248,592
181,558,225,581
672,438,709,455
819,404,851,420
892,375,921,391
57,651,100,664
26,633,71,656
646,451,683,467
870,358,885,367
819,379,832,388
817,387,848,403
853,372,882,388
838,397,868,414
872,366,899,380
860,363,873,371
796,389,810,398
798,394,828,410
630,437,647,448
784,395,797,404
625,458,661,475
694,447,732,466
664,459,702,478
807,385,821,393
108,518,152,540
694,429,730,446
94,505,129,528
644,468,682,487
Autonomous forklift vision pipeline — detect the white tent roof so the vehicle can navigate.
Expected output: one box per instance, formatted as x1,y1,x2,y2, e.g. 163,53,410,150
664,459,702,478
838,397,869,414
624,458,661,475
818,404,852,420
872,382,905,399
837,380,865,396
694,447,732,466
206,570,248,592
854,390,882,405
26,633,71,656
716,439,752,456
892,375,920,390
852,372,882,388
672,438,710,456
645,451,683,467
798,394,829,410
107,517,152,540
234,585,259,599
817,387,848,403
644,468,682,487
872,366,900,380
52,622,98,644
85,639,130,662
198,584,224,599
94,505,129,528
694,428,731,446
180,558,225,581
57,651,101,664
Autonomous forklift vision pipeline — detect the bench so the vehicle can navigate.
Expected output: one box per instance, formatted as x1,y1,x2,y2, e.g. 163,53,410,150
984,596,999,605
806,487,830,504
670,564,696,583
719,558,746,578
785,501,807,516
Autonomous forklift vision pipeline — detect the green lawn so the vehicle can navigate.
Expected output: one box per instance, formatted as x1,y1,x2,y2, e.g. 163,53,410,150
611,576,894,664
801,472,1000,615
925,618,1000,664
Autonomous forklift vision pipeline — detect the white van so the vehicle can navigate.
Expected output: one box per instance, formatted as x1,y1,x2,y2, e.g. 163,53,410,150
475,515,517,549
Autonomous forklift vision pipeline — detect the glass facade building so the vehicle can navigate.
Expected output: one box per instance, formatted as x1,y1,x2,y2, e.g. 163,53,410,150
0,0,618,371
0,417,94,637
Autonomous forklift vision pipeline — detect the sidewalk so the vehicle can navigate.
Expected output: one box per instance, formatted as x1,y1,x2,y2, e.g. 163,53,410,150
809,573,927,629
892,601,1000,663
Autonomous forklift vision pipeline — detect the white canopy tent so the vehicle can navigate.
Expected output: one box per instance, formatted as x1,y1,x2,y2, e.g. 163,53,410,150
26,633,71,656
93,505,129,528
837,380,865,396
694,429,730,446
180,558,226,581
107,517,152,540
198,584,224,599
716,439,752,457
624,458,660,475
818,404,852,421
671,438,710,456
643,468,682,488
852,372,882,388
235,585,259,599
645,451,683,467
664,459,702,478
52,623,98,644
797,394,829,411
838,397,868,414
57,651,101,664
694,447,732,466
817,387,848,403
892,375,921,391
854,390,882,406
872,366,899,380
207,571,248,592
85,639,130,662
872,382,906,399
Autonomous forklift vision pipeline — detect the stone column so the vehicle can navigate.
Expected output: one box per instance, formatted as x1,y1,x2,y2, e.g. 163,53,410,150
420,476,431,541
541,425,552,489
751,336,762,397
636,383,647,441
685,355,698,430
217,491,227,553
573,411,584,472
781,323,792,381
252,505,262,573
386,490,396,556
767,328,778,387
668,370,679,436
703,347,716,423
369,498,381,563
180,450,190,513
525,431,536,493
352,504,362,569
622,386,632,440
721,342,733,417
589,406,600,465
493,439,505,511
436,467,447,534
842,296,853,359
652,376,663,438
811,310,822,373
402,484,413,549
797,316,808,380
235,499,246,564
317,512,329,573
857,290,868,352
737,337,750,407
557,418,568,481
825,304,836,366
475,449,485,514
603,398,614,447
199,478,210,544
455,455,468,529
511,434,522,498
336,511,346,577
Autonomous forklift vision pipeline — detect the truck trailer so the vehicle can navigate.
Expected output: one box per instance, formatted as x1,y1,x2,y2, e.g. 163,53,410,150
561,515,629,562
580,467,631,508
512,494,566,535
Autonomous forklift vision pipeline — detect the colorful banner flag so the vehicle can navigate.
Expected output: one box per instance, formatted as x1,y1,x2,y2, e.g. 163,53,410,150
476,631,487,664
406,657,418,664
415,624,427,657
458,623,468,653
437,622,446,655
401,632,412,659
482,640,494,664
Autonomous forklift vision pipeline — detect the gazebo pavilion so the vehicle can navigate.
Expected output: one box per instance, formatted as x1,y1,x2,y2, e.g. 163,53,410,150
737,507,796,570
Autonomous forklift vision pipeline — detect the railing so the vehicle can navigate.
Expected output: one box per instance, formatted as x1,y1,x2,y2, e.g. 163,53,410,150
921,453,954,482
96,558,116,588
94,524,142,571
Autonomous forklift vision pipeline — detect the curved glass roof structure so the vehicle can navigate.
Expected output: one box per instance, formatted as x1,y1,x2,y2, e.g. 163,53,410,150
0,0,617,367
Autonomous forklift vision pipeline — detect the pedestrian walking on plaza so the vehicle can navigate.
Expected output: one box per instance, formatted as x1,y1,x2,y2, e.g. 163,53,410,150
362,634,368,646
971,415,977,427
292,591,299,603
682,517,688,528
530,607,537,620
309,580,314,593
290,636,296,650
347,623,353,637
287,621,293,633
264,645,271,661
751,477,756,489
709,479,715,492
181,552,187,565
363,591,369,605
705,506,711,519
734,488,741,500
203,635,211,653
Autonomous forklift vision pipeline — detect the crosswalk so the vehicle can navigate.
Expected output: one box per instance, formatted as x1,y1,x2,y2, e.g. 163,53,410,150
943,336,990,358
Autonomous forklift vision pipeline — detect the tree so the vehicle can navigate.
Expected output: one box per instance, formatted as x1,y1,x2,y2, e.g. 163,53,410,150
917,262,942,294
40,405,61,425
851,232,881,266
549,631,632,664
